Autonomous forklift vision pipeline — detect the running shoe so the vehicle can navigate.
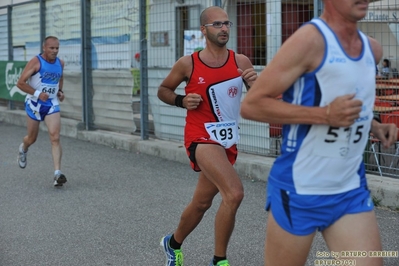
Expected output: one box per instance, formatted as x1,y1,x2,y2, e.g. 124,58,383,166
54,172,67,187
209,259,230,266
17,143,27,169
160,234,184,266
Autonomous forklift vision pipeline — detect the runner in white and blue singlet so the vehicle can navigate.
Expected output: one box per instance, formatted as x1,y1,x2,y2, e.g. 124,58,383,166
241,1,397,265
25,53,63,121
17,36,67,187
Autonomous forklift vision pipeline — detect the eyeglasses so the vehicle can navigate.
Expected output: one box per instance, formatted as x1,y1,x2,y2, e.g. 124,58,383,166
203,21,233,28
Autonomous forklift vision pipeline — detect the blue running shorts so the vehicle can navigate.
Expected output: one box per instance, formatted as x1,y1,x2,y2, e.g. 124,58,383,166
265,183,374,236
25,99,60,121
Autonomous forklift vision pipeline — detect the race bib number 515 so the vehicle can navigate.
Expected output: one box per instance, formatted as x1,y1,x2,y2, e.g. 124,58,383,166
312,123,366,158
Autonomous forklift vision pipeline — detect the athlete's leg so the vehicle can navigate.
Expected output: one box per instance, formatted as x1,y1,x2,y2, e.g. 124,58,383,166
44,112,62,171
265,212,315,266
195,144,244,257
23,115,40,150
322,210,383,266
173,171,219,243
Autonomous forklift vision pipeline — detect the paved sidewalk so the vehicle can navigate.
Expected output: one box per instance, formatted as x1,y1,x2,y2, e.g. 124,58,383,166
1,107,399,208
1,115,398,266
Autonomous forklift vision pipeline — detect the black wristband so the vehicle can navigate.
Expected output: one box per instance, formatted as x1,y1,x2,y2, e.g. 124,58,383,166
243,79,250,90
175,95,186,108
373,114,381,123
59,90,64,94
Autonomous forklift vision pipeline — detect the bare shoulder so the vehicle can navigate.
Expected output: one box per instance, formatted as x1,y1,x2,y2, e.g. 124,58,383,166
176,54,192,66
235,53,253,70
173,54,193,76
367,36,383,63
161,54,193,86
59,57,65,67
269,23,325,73
283,23,325,58
25,56,41,73
18,56,40,82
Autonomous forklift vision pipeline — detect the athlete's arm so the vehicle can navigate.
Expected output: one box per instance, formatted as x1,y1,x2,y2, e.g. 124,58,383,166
157,55,202,110
367,37,396,148
240,24,362,127
57,59,65,102
17,57,49,102
368,36,383,67
235,54,257,90
371,119,397,148
17,57,40,95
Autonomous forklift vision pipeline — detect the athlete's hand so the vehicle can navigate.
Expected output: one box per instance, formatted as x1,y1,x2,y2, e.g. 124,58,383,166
57,90,65,102
184,93,202,110
371,122,397,148
326,94,362,127
38,92,49,101
238,68,257,89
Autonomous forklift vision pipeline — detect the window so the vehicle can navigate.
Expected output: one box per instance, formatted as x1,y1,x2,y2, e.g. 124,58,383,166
237,2,266,66
237,1,313,66
175,5,201,59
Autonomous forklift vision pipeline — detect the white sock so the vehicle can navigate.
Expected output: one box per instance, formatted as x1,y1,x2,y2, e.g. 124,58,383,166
55,170,61,176
20,144,27,153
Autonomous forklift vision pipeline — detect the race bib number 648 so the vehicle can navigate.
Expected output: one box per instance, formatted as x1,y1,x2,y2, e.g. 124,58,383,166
40,83,57,98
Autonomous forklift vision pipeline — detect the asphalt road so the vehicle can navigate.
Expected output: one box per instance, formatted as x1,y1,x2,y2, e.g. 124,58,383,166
1,122,398,266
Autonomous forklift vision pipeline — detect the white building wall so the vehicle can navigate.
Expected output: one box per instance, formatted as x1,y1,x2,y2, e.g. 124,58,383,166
0,14,8,60
147,1,270,152
360,1,399,69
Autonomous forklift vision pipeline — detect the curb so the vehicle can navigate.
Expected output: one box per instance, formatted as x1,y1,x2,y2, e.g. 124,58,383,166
1,107,398,208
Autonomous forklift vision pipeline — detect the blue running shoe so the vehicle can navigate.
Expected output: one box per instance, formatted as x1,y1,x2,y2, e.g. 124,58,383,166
209,259,230,266
160,234,184,266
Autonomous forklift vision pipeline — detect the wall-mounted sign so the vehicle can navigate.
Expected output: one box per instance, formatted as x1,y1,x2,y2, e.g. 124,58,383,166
151,32,169,47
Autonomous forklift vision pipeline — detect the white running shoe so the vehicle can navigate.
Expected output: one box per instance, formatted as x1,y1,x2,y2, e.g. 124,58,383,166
17,143,27,169
54,172,67,187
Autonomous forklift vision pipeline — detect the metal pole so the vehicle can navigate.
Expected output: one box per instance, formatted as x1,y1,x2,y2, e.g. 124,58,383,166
81,0,93,130
39,0,45,47
214,0,222,7
139,0,149,140
3,0,41,110
7,5,12,61
314,0,323,18
7,5,13,110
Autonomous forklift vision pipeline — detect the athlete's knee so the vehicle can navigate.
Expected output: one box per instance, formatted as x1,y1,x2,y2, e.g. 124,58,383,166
223,189,244,209
49,137,60,145
194,199,213,213
48,131,61,143
24,135,37,145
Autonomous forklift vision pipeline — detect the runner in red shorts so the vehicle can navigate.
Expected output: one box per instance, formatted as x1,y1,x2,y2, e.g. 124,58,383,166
158,6,257,266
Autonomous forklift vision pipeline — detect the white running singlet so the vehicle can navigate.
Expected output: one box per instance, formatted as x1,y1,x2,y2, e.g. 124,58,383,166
268,18,376,195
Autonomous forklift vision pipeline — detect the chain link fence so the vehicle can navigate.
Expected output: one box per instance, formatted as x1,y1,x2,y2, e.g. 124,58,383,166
0,0,398,178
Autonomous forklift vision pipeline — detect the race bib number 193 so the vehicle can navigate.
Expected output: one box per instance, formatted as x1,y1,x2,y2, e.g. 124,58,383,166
204,120,239,148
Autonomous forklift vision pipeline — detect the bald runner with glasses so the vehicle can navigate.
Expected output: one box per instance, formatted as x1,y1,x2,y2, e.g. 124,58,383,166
157,6,257,266
203,21,233,28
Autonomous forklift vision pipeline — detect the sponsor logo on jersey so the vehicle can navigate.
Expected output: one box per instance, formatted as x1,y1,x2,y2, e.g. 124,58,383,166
228,86,238,98
329,56,346,64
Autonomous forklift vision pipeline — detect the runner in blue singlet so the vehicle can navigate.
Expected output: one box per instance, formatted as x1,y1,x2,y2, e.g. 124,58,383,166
241,1,397,265
17,36,67,187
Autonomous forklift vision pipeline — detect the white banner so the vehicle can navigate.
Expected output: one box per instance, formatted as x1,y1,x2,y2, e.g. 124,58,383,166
183,30,206,56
